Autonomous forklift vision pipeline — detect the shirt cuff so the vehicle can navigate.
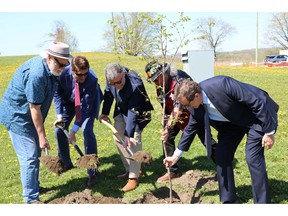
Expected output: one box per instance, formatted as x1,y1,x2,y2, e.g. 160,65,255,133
265,130,275,135
57,114,63,119
174,148,184,158
71,124,80,133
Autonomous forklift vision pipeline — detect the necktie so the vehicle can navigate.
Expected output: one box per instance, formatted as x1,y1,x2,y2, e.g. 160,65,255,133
74,79,82,122
203,105,212,158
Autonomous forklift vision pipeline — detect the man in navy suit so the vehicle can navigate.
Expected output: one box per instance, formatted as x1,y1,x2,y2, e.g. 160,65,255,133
99,62,154,192
163,76,279,203
53,56,103,187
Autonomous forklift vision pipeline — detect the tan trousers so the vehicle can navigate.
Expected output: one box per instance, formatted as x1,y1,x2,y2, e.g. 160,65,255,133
113,114,142,179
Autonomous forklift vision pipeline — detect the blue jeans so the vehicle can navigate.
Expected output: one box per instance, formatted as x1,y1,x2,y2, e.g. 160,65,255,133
8,131,41,203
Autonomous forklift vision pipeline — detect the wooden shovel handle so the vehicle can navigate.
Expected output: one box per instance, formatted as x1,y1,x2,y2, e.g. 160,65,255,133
100,119,118,133
100,119,123,141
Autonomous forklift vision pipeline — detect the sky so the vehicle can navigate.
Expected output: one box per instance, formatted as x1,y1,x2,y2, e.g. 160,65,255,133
0,0,286,56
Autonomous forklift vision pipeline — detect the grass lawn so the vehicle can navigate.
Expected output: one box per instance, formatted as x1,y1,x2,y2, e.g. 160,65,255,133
0,52,287,204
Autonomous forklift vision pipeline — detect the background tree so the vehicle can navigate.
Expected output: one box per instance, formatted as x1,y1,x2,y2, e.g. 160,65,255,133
264,13,288,49
145,13,193,63
194,17,237,60
45,21,79,51
104,12,158,56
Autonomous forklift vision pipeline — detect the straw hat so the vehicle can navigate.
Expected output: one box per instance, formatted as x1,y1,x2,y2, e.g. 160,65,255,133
46,41,72,60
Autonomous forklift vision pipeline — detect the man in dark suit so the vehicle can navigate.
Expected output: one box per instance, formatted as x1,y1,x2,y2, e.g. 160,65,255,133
99,62,154,192
163,76,279,203
53,56,103,187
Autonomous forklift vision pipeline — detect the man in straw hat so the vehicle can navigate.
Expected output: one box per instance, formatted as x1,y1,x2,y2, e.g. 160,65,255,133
0,41,72,203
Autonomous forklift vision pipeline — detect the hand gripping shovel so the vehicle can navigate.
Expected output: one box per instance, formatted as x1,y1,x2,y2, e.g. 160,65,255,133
39,147,65,176
100,119,152,164
55,124,99,170
55,124,84,157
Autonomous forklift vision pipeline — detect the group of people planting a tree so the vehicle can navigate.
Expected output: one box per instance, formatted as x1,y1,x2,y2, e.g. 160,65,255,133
0,41,278,204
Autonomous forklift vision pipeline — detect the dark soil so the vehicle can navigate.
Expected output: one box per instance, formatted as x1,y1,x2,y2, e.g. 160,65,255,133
126,151,153,164
47,170,216,204
39,155,64,176
40,154,100,176
75,154,100,170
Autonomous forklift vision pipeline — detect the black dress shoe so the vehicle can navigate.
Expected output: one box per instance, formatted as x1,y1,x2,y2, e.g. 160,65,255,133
223,200,237,204
62,164,74,172
87,175,98,187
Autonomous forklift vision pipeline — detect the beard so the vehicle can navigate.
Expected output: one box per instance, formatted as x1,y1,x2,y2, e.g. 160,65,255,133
50,69,61,76
48,64,61,76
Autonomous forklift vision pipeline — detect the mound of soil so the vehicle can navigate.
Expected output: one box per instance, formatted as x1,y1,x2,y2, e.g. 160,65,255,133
49,189,122,204
76,154,100,170
39,155,64,176
47,170,216,204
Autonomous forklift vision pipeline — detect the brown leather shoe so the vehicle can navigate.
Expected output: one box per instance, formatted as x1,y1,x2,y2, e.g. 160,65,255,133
121,178,140,192
156,172,181,183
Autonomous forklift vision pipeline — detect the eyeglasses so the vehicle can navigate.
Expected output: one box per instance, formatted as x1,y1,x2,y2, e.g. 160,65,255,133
53,57,70,68
180,100,191,109
109,74,124,85
73,71,89,77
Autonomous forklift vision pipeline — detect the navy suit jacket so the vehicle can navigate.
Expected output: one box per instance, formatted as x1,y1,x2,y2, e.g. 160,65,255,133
178,75,279,152
102,69,154,137
54,66,103,127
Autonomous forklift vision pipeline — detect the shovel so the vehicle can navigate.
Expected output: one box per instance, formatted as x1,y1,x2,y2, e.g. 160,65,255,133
55,124,84,156
39,147,65,176
55,124,99,170
100,119,152,164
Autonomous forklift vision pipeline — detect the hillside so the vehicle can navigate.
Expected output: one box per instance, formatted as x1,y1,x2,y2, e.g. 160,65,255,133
216,48,281,65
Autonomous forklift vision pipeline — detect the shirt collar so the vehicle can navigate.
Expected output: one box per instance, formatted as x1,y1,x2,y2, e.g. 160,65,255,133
202,90,209,105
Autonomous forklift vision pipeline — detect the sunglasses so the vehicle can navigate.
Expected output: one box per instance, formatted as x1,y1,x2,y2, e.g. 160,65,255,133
73,71,89,77
53,57,70,68
109,74,124,85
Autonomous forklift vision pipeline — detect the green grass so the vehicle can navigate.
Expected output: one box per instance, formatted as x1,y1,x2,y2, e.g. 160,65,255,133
0,53,288,204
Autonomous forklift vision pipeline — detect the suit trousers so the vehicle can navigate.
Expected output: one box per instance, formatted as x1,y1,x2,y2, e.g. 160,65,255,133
114,114,142,179
54,103,97,176
210,120,270,203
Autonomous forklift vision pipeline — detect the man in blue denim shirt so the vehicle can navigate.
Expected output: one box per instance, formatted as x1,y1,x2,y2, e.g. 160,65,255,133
53,56,103,187
0,42,71,203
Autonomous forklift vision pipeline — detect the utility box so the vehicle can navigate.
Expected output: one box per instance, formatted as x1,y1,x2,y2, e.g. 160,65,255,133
182,50,214,83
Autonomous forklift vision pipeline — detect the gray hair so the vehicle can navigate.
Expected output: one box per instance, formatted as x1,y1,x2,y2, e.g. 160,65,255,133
105,62,123,81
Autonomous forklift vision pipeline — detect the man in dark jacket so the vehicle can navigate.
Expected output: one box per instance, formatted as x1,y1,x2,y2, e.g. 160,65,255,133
164,76,279,203
99,62,154,192
53,56,103,187
145,61,217,183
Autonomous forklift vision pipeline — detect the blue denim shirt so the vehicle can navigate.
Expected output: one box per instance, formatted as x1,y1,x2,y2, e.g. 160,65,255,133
0,56,58,138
